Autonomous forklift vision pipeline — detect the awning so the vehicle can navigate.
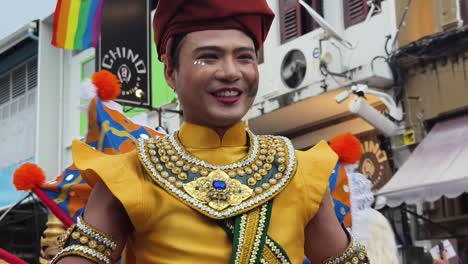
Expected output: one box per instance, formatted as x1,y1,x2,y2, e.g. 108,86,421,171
249,88,381,136
376,114,468,209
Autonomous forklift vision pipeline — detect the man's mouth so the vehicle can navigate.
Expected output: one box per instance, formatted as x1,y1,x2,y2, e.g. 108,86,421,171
212,89,242,104
213,90,241,97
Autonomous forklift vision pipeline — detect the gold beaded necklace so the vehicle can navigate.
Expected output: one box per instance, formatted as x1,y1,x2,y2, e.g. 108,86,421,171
138,131,296,219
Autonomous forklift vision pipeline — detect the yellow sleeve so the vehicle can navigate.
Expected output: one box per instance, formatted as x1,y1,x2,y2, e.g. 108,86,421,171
296,140,338,221
71,140,150,230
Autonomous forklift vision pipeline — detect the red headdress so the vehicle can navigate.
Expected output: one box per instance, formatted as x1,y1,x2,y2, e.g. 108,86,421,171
153,0,275,61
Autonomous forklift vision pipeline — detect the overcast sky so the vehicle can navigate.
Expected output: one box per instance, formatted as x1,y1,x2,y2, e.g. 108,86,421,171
0,0,56,39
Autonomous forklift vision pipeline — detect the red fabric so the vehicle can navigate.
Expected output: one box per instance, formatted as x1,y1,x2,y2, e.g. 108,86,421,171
33,187,74,228
153,0,275,60
0,248,27,264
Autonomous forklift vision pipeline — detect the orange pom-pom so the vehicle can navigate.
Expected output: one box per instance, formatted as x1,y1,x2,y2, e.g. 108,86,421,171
330,133,363,164
13,163,46,191
92,70,121,101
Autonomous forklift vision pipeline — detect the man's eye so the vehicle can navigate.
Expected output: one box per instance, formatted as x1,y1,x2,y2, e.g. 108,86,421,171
238,54,255,61
199,54,218,60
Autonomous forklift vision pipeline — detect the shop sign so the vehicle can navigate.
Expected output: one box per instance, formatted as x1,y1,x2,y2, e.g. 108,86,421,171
357,134,393,191
97,0,152,107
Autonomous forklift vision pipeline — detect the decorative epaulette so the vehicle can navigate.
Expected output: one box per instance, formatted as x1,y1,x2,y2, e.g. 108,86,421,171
137,131,296,219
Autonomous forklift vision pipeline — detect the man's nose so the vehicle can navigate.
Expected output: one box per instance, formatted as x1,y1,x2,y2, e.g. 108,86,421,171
216,57,242,82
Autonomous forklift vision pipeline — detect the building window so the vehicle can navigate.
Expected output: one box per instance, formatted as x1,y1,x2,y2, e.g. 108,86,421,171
343,0,381,28
0,74,10,105
27,60,37,90
0,57,37,109
279,0,323,44
81,56,96,81
12,65,26,99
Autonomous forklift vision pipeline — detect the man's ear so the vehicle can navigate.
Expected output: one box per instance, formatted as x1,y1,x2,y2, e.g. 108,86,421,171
163,55,176,90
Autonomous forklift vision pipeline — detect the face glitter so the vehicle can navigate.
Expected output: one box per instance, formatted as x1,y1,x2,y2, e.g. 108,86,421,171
193,60,206,66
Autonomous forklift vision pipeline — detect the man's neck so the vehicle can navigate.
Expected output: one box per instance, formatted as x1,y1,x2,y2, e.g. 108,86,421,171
210,126,231,140
190,122,242,140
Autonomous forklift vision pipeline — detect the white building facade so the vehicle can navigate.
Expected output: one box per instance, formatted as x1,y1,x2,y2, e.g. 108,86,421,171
0,25,39,208
0,0,401,201
251,0,398,148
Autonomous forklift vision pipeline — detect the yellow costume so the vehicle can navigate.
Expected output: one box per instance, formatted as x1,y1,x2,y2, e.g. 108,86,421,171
72,122,337,264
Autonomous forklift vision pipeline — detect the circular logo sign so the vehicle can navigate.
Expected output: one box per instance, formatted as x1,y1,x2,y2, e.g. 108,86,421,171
357,139,392,191
101,47,147,98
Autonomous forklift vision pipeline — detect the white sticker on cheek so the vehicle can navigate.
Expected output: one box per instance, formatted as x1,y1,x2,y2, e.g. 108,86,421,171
193,60,206,66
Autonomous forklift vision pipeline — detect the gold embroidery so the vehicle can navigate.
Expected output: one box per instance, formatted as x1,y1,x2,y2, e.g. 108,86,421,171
137,132,297,219
222,203,291,264
262,246,283,264
234,205,264,264
322,238,369,264
263,237,291,263
240,206,260,263
184,170,253,210
154,134,288,192
52,217,117,264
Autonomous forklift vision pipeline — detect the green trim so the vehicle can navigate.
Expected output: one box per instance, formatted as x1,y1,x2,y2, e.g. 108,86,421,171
80,55,95,81
265,236,292,263
254,201,273,264
229,201,273,264
219,219,234,240
230,213,246,264
221,200,292,264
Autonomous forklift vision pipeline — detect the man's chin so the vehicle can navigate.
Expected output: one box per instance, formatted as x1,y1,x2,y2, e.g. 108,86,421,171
208,113,244,128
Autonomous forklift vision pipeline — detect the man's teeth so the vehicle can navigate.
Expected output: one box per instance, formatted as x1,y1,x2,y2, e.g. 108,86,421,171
215,90,240,97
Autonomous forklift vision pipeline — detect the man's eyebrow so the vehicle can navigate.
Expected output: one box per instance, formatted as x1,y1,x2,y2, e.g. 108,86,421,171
235,47,256,53
193,46,223,53
193,46,256,53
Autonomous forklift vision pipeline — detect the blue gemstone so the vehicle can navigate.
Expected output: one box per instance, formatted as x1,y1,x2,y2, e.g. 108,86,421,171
213,180,227,190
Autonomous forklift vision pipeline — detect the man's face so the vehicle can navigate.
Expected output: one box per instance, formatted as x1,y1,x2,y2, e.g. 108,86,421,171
165,29,259,129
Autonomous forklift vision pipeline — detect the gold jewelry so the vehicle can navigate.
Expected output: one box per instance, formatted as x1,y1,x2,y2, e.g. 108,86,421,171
184,169,253,210
137,132,297,219
52,216,117,264
76,216,116,251
51,245,110,264
322,237,369,264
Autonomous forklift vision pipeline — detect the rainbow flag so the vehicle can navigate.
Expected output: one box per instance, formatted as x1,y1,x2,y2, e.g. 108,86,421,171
52,0,104,50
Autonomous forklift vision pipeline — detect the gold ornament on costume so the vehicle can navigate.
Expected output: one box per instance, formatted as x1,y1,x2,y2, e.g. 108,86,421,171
184,170,253,210
40,215,65,263
322,238,369,264
137,131,297,219
51,216,116,264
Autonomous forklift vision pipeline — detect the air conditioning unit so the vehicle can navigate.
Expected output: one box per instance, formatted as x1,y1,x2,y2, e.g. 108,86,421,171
256,32,326,105
280,49,307,89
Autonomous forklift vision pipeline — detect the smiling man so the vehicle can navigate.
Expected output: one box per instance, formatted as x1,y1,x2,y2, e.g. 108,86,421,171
52,0,369,263
165,30,259,130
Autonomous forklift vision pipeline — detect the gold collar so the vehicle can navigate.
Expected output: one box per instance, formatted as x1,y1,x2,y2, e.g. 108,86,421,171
137,132,297,219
